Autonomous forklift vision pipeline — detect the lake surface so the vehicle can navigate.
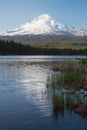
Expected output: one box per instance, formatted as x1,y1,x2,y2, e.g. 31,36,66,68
0,56,87,130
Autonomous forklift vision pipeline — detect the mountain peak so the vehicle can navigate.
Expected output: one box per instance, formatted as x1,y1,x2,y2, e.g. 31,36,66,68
1,14,87,36
32,14,53,24
38,14,52,20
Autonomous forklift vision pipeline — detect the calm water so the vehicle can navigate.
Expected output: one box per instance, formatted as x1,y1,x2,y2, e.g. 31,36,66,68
0,56,87,130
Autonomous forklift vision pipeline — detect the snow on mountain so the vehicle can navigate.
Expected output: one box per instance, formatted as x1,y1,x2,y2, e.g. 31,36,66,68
1,14,87,36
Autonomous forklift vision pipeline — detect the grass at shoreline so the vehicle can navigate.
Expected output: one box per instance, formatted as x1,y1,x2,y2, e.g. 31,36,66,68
51,60,87,72
30,42,87,50
46,59,87,118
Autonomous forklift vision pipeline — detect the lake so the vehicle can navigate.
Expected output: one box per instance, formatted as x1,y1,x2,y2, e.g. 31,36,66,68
0,56,87,130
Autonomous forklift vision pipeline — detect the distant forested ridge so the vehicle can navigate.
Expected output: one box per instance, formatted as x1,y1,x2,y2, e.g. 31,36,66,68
1,35,87,45
0,40,87,55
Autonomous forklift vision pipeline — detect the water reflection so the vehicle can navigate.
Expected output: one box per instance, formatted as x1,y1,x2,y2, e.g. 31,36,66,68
0,60,54,130
0,57,87,130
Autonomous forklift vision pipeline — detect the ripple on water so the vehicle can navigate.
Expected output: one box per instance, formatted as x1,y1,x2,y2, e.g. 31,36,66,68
0,57,87,130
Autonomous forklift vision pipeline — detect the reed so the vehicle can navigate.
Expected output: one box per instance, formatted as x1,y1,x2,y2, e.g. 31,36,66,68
51,72,86,86
80,59,87,66
46,71,87,118
52,61,87,72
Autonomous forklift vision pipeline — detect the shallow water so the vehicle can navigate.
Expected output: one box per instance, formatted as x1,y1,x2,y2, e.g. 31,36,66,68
0,56,87,130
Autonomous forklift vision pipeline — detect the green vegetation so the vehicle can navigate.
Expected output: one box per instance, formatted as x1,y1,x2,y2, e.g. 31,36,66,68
56,72,86,85
46,72,87,118
80,59,87,66
47,72,86,90
0,39,87,55
46,60,87,118
52,93,64,110
31,42,87,50
1,35,87,50
52,61,87,72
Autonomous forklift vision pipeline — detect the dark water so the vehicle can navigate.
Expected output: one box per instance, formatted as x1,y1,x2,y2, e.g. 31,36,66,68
0,56,87,130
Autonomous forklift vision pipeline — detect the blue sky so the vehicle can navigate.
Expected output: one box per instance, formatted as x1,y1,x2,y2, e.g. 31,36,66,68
0,0,87,32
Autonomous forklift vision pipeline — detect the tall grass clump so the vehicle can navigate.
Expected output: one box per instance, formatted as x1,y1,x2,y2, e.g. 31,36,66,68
52,93,64,110
56,72,86,85
80,59,87,66
46,72,86,91
46,72,87,118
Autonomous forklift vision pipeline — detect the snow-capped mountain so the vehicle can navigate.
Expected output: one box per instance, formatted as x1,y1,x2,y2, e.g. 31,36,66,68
1,14,87,36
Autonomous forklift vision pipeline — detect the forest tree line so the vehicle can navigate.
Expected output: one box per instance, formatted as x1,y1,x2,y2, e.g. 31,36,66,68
0,40,87,55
